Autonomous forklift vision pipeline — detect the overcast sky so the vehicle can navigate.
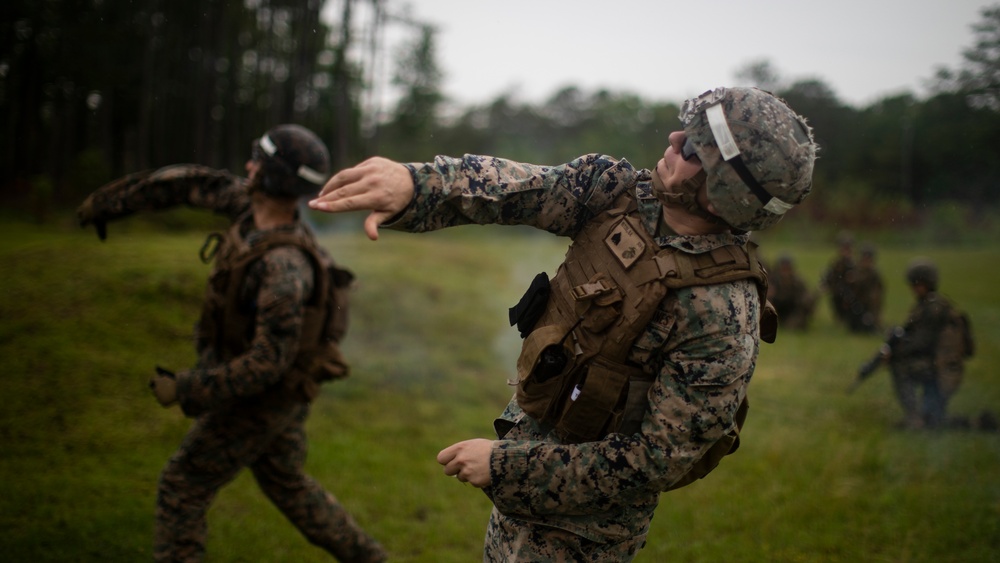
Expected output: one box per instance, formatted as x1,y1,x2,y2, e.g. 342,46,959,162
393,0,993,108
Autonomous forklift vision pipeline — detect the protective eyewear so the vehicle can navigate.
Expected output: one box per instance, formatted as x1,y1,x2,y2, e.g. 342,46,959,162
681,138,699,162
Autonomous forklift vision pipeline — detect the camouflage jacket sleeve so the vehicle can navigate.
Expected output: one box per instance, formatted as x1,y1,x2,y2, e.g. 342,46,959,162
386,154,640,236
79,164,251,224
488,278,759,520
176,245,313,416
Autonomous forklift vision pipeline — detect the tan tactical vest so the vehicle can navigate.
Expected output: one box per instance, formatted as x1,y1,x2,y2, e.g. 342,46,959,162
514,190,773,489
197,214,354,402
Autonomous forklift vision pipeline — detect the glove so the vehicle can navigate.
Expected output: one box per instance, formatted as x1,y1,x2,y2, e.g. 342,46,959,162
76,170,154,241
149,366,178,407
76,196,108,241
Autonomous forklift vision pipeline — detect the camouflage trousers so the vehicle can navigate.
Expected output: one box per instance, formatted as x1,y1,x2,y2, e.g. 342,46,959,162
890,362,946,429
154,399,386,562
483,507,647,562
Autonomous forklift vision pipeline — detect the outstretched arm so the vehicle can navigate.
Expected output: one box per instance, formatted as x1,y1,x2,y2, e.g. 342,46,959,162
309,157,415,241
313,153,639,240
77,165,249,239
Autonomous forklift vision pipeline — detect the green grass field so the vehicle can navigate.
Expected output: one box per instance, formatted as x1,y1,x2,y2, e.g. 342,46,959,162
1,214,998,562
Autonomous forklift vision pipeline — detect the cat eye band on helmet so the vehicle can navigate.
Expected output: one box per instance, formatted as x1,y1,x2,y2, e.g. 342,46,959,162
705,104,793,215
681,138,699,162
255,134,327,185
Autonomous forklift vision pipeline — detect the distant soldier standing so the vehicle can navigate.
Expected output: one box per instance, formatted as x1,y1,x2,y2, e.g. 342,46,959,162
767,254,817,330
77,125,387,562
847,243,884,333
820,232,857,326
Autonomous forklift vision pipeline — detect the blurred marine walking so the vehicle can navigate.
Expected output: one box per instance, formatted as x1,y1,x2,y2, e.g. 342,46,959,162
77,125,387,562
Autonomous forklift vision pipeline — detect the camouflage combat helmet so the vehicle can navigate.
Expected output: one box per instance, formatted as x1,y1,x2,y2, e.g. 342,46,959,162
678,87,817,231
251,124,331,197
906,258,939,291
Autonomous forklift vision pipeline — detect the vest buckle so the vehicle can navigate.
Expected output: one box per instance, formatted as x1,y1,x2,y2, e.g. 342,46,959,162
571,279,615,301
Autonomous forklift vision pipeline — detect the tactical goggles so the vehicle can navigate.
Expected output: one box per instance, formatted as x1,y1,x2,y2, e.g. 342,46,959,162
681,89,793,215
681,138,699,162
251,134,326,185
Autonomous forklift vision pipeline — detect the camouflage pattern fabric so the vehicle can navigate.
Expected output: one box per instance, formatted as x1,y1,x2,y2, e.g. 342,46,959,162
848,261,884,334
890,291,958,429
390,154,760,560
821,254,856,325
77,164,251,225
156,400,385,562
78,165,386,562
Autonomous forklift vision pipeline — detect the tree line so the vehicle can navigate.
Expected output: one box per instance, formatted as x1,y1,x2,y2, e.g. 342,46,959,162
2,1,999,226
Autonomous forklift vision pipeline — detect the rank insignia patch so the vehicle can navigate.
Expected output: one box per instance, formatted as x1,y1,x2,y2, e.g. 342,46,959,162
605,218,645,270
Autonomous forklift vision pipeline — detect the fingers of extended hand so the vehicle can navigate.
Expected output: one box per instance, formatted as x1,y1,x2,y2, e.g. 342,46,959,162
309,157,412,216
316,164,366,199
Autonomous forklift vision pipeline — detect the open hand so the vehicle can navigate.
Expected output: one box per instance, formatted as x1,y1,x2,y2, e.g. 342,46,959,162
308,157,415,240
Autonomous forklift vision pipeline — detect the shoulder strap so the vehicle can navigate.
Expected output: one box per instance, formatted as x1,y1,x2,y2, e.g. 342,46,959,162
632,239,774,342
224,229,324,307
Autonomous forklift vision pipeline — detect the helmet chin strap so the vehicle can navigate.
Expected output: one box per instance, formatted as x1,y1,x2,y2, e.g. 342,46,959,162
650,169,722,225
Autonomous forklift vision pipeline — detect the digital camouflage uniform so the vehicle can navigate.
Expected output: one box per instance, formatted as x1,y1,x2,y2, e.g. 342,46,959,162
890,291,958,429
388,154,762,561
79,165,386,562
821,251,856,327
845,246,883,334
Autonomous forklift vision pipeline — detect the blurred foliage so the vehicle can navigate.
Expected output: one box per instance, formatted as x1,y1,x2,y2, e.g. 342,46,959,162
3,2,1000,233
0,0,428,207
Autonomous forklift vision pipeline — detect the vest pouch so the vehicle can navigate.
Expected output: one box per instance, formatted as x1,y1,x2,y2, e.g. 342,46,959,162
617,378,654,436
309,340,350,383
573,274,623,334
509,272,551,338
515,324,577,423
287,341,350,402
553,356,641,444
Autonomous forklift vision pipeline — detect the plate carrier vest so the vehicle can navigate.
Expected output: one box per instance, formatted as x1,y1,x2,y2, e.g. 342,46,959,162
513,190,775,490
197,213,354,402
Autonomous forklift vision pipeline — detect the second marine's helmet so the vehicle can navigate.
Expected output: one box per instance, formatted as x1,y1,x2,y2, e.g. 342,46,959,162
906,258,939,291
251,124,331,197
678,87,818,231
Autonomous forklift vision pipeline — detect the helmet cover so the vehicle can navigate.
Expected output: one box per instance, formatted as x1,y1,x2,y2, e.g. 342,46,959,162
252,124,331,197
906,258,939,291
679,87,817,231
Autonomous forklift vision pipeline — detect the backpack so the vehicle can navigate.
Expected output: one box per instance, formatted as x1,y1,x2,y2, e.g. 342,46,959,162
254,233,355,400
936,303,974,399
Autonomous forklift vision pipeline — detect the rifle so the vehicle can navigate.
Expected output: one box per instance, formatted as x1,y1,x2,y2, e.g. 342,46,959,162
847,326,905,394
